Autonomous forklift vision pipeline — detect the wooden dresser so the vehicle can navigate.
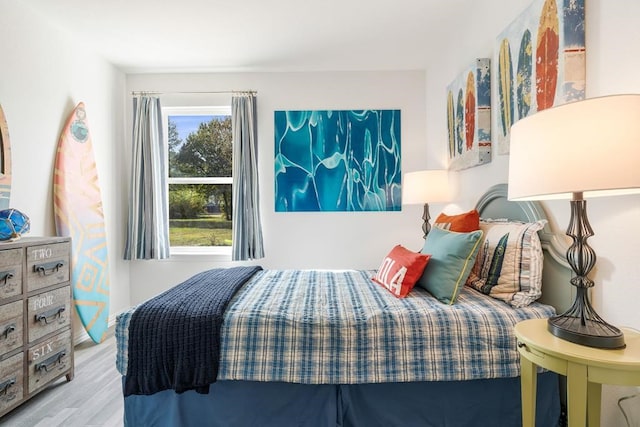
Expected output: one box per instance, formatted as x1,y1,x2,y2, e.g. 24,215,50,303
0,236,73,417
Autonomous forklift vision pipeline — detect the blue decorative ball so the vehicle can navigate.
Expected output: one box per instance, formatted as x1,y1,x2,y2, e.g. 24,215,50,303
0,209,30,241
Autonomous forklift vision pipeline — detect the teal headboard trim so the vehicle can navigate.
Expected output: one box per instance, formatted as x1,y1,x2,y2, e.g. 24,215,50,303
475,183,573,313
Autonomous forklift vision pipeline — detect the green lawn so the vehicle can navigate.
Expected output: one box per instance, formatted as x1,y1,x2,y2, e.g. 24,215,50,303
169,214,232,246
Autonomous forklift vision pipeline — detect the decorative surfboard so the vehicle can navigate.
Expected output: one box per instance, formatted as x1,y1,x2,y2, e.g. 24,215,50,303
446,91,455,158
455,89,464,155
517,29,533,120
0,105,12,209
536,0,559,111
53,102,109,344
464,71,476,151
498,38,514,140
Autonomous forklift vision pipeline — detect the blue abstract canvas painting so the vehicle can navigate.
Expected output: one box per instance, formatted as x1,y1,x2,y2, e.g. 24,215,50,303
275,109,401,212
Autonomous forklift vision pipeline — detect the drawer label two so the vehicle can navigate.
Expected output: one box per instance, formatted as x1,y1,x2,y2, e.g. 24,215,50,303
31,247,53,261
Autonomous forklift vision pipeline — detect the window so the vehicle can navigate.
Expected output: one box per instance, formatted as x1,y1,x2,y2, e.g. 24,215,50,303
163,106,232,252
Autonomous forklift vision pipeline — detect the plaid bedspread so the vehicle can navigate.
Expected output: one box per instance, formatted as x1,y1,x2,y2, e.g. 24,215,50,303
116,269,555,384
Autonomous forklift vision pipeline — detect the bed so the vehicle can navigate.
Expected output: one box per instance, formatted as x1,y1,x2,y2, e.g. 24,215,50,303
115,184,572,426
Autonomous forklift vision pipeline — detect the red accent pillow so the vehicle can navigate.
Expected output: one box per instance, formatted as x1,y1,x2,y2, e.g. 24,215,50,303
434,209,480,232
372,245,431,298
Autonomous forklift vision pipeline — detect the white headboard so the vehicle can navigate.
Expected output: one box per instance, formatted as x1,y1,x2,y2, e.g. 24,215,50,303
475,183,573,313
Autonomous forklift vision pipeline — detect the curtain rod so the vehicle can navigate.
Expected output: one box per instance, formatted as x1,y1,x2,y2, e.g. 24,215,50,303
130,90,257,96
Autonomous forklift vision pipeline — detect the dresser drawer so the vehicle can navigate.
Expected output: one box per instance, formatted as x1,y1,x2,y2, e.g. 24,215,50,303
0,248,22,300
27,287,71,343
28,330,71,394
0,352,23,414
0,300,23,355
26,242,70,292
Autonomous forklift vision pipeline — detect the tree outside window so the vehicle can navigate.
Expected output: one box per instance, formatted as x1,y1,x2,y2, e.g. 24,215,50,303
165,107,232,248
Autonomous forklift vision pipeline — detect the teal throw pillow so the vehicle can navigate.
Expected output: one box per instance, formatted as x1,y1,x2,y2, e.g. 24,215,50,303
417,227,483,304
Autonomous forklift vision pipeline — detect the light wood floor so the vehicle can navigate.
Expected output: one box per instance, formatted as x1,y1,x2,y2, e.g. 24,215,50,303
0,332,123,427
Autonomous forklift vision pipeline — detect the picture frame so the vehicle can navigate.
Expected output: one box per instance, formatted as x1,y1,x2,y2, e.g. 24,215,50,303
274,109,401,212
446,58,492,171
494,0,585,154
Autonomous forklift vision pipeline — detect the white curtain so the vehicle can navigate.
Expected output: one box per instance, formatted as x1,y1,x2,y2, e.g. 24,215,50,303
124,96,170,260
231,93,265,260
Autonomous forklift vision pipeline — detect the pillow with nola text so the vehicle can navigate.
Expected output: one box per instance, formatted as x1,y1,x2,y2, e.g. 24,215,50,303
434,209,480,232
465,219,546,307
372,245,431,298
417,227,483,304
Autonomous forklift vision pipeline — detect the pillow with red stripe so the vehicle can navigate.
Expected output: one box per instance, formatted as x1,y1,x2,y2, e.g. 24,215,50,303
372,245,431,298
434,209,480,232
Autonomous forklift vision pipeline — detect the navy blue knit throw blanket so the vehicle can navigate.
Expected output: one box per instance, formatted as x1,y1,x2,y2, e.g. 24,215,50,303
124,266,262,396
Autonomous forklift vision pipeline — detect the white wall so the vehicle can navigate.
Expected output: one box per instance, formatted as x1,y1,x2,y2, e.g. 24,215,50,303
0,3,129,340
423,1,640,424
126,71,430,303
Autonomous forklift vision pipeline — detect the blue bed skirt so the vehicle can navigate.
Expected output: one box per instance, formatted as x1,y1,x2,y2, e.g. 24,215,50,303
123,372,560,427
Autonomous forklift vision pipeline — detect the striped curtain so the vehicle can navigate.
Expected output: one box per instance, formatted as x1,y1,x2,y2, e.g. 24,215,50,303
124,96,170,260
231,93,265,260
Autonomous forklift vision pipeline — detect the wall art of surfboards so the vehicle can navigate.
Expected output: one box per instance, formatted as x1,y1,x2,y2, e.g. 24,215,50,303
464,71,476,151
53,102,110,344
0,105,12,210
498,38,514,139
536,0,559,111
517,29,533,120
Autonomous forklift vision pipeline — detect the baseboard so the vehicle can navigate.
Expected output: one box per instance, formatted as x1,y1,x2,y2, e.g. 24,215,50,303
73,310,124,345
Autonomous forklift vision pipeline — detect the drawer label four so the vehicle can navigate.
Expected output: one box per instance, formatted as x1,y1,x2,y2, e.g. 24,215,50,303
32,294,54,311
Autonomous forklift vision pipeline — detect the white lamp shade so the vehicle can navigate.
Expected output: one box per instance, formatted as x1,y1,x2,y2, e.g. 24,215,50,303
508,94,640,201
402,170,450,204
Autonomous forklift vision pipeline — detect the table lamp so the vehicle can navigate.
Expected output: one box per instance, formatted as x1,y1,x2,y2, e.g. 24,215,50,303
402,170,450,239
508,94,640,349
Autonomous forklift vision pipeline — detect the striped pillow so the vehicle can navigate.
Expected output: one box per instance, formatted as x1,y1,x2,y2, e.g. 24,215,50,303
466,219,546,307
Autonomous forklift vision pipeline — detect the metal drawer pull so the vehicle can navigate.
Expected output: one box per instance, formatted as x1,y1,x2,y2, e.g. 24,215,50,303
35,306,66,324
1,323,15,339
0,270,14,285
33,261,64,276
35,351,66,373
0,377,16,396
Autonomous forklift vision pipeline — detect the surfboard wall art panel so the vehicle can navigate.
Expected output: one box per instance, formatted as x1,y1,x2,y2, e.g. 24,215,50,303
53,102,110,344
0,104,12,210
494,0,585,154
274,109,401,212
446,58,491,171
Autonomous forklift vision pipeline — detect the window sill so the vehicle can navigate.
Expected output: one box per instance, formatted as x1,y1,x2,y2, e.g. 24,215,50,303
168,246,232,261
